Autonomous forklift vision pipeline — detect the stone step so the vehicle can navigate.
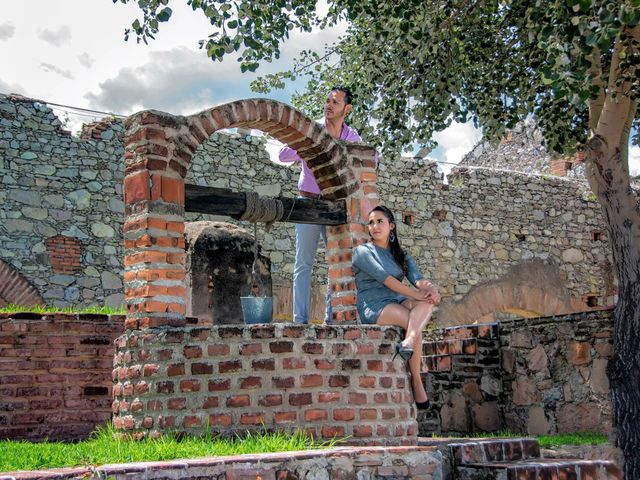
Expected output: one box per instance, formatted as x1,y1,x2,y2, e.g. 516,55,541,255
456,458,622,480
449,438,541,465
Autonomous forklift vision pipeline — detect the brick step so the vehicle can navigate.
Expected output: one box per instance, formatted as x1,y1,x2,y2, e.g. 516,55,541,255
449,438,542,465
456,458,622,480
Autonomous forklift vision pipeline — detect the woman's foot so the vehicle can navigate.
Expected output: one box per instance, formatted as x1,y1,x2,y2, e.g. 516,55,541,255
415,399,431,410
393,341,413,361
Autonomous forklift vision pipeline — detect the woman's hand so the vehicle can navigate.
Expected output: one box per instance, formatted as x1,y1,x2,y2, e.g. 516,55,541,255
411,288,431,301
415,280,441,305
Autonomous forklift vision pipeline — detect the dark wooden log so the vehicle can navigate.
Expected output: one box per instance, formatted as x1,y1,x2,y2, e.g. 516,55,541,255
185,184,347,225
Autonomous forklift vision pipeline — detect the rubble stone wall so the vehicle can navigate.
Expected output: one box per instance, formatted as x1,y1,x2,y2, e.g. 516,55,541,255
0,95,613,321
421,308,613,436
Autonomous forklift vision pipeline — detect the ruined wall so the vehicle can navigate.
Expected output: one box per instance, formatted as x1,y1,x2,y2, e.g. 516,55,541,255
421,308,613,436
1,309,612,441
0,312,124,441
379,160,614,322
0,94,613,321
0,94,298,310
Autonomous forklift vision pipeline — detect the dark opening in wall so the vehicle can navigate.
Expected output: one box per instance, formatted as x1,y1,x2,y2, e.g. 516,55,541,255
515,233,526,242
586,296,598,307
565,161,573,173
402,212,415,226
592,230,604,242
432,210,447,221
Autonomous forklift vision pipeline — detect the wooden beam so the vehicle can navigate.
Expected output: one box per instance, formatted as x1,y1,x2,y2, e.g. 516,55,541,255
185,184,347,225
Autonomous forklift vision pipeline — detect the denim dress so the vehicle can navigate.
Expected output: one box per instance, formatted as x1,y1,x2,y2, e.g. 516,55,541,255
352,243,424,324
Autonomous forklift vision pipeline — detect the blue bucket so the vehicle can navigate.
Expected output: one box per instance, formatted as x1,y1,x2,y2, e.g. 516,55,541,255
240,296,273,324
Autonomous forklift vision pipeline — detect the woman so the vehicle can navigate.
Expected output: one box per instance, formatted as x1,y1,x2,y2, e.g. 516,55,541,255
352,205,440,409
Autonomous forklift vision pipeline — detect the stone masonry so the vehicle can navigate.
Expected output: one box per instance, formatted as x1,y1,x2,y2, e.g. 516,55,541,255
421,308,614,437
0,94,614,324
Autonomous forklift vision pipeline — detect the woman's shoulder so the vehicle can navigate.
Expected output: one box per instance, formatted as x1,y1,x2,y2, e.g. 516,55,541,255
353,243,374,254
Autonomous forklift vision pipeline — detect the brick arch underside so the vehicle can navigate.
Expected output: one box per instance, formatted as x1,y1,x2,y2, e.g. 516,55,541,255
190,100,352,196
137,98,358,199
0,260,45,308
436,260,575,326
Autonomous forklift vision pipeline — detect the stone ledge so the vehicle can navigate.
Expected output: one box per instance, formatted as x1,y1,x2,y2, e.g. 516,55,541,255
0,444,446,480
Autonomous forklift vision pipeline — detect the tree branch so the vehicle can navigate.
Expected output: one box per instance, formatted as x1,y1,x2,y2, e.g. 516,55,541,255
587,45,605,135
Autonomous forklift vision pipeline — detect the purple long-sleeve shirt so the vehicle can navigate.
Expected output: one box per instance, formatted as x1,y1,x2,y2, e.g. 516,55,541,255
278,121,367,195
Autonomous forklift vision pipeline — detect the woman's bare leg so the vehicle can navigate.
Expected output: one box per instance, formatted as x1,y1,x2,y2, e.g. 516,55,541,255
377,302,431,403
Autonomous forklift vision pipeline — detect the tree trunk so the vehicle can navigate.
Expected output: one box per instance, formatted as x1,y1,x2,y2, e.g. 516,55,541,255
587,135,640,479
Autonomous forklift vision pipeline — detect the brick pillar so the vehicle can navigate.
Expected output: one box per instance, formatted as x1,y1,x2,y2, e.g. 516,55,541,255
123,111,194,330
324,144,379,324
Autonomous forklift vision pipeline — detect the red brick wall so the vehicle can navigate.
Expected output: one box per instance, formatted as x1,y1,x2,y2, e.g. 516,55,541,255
0,313,124,441
112,324,418,445
46,235,83,275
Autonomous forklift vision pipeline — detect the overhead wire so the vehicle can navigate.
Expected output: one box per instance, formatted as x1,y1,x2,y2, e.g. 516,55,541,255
2,92,466,167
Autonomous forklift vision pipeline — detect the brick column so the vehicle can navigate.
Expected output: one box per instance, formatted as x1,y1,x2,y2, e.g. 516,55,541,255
123,111,195,330
323,144,380,324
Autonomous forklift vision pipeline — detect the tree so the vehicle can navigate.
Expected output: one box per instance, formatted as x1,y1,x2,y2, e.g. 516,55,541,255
116,0,640,476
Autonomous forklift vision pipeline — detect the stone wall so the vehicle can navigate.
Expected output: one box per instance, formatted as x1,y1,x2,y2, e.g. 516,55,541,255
421,308,614,436
0,94,614,323
0,309,614,442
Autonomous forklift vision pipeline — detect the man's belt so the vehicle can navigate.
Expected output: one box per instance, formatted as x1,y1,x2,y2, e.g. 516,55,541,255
299,191,322,199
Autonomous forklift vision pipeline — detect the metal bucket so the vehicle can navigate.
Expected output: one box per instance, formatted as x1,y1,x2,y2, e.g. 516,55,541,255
240,296,273,324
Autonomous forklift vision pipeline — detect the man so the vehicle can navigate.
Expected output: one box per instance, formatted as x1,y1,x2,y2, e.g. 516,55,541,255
279,86,369,324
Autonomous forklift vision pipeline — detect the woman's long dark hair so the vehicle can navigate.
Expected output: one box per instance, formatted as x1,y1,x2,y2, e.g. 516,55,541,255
370,205,407,276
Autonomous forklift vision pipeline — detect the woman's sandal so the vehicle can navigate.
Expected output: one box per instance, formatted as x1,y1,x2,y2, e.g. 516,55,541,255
393,342,414,362
415,399,431,410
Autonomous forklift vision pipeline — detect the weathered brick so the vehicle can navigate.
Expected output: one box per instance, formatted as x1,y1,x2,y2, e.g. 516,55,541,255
209,379,231,391
289,393,312,406
227,395,251,408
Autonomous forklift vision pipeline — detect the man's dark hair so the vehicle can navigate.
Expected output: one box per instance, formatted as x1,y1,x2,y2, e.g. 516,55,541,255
331,85,353,105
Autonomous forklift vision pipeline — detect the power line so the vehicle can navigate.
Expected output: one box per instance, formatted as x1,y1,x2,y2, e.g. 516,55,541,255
45,101,126,119
0,92,126,119
2,93,468,166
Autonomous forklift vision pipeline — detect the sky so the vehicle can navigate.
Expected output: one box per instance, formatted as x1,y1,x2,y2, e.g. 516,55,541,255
1,0,638,175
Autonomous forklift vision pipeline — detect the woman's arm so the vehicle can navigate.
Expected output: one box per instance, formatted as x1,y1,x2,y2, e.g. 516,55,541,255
383,275,431,301
415,279,441,305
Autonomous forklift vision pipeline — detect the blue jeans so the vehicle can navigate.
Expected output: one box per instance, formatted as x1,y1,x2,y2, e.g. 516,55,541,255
293,222,331,324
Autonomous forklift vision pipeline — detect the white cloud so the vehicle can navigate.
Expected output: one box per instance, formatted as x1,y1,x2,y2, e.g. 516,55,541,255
0,77,26,95
0,22,15,41
629,145,640,177
431,121,483,177
40,63,74,79
37,25,71,46
78,52,94,68
84,47,245,115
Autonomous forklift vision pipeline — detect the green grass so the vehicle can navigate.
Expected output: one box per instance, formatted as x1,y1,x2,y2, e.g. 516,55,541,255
0,425,339,472
436,430,609,448
537,432,609,449
0,304,126,315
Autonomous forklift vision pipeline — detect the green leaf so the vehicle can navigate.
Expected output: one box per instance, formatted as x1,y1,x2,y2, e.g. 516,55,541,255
157,7,172,22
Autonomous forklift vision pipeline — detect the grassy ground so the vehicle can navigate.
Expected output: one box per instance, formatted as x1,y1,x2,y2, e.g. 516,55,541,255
465,430,609,449
0,426,337,472
537,432,609,449
0,304,126,315
0,427,609,472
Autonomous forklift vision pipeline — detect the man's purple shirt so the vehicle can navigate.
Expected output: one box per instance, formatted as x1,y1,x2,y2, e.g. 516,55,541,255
278,121,372,195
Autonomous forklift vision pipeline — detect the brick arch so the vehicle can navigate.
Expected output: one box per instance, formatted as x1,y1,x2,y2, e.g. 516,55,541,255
0,260,45,308
436,260,575,326
123,99,378,331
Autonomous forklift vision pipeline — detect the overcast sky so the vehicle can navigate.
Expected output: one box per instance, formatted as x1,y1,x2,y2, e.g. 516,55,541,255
1,0,637,175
